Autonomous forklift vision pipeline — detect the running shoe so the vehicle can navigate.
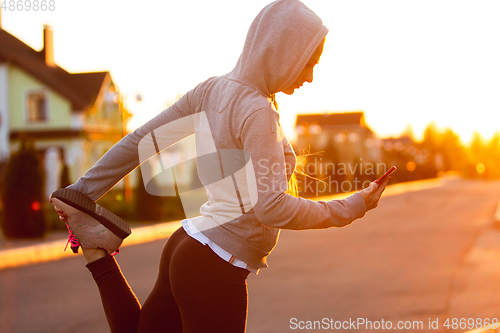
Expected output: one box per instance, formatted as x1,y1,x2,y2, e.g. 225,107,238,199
49,188,131,254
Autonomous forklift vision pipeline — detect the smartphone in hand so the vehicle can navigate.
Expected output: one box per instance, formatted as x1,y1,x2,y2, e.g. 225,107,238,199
374,166,397,184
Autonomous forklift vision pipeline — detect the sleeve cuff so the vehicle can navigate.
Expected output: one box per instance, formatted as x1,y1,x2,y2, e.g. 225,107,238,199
66,180,96,202
343,192,367,221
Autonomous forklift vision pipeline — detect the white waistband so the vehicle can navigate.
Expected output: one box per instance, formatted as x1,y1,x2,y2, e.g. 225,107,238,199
181,219,259,274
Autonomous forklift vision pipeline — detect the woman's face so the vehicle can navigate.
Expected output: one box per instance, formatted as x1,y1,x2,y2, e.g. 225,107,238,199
281,38,325,95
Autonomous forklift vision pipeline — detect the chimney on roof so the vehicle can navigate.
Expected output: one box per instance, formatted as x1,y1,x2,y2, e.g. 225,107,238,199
43,25,55,67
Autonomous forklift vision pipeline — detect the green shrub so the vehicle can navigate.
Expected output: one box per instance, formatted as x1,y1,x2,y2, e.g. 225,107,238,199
1,140,47,239
60,161,71,188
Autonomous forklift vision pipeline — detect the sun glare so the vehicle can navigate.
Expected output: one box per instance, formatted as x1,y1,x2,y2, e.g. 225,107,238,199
476,163,486,174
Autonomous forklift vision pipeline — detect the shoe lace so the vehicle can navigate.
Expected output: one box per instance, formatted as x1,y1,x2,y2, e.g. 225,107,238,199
63,220,81,254
57,207,119,256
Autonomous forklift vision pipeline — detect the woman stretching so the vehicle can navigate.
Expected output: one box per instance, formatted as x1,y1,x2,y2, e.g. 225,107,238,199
49,0,390,332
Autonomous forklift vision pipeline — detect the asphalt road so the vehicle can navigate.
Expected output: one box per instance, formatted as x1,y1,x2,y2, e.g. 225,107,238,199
1,178,500,333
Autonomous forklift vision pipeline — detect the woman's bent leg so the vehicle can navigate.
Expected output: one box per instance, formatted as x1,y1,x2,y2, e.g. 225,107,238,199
86,227,187,333
86,254,141,333
86,226,251,333
137,227,186,333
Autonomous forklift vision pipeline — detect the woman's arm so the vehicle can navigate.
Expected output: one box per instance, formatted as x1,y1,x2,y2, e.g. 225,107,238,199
67,92,196,202
240,107,380,230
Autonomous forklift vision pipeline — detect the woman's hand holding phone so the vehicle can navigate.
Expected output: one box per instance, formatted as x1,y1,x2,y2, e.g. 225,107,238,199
358,166,396,212
374,166,397,185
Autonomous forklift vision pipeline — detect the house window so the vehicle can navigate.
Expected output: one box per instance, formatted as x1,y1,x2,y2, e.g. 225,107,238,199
26,90,48,122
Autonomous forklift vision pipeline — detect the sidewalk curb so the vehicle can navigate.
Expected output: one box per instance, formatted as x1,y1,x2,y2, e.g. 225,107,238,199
0,221,181,271
316,177,446,201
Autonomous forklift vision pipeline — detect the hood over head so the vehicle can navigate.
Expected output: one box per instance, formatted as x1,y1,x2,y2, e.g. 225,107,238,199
228,0,328,96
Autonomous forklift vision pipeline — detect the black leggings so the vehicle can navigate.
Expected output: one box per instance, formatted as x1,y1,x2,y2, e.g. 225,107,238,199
86,226,251,333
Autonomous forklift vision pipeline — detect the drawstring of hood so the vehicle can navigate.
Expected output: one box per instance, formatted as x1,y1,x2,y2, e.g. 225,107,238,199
269,93,278,133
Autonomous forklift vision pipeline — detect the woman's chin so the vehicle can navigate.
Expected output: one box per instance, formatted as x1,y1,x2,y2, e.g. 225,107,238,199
281,88,296,95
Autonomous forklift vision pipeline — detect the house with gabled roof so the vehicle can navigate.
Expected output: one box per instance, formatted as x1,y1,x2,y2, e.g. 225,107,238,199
0,22,130,197
294,111,382,186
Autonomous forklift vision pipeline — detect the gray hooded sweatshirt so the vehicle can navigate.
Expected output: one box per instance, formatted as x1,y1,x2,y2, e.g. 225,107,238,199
68,0,366,270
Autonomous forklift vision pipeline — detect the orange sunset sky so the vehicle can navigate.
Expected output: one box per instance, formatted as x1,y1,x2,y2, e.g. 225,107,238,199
2,0,499,143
